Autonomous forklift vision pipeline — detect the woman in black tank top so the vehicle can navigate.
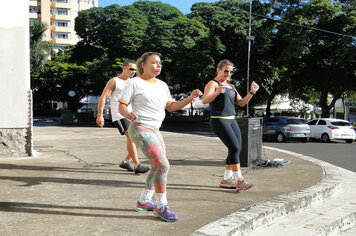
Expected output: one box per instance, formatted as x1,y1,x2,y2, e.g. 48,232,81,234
202,59,259,191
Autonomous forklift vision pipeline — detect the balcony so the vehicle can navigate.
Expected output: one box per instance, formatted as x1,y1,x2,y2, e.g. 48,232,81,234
55,27,71,33
29,1,37,7
55,3,71,9
55,38,71,44
29,12,38,19
54,14,71,21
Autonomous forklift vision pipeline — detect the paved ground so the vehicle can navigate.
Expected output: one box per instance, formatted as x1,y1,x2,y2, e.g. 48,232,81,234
0,124,323,236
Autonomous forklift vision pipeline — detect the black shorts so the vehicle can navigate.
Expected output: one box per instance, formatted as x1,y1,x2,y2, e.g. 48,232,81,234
114,118,130,135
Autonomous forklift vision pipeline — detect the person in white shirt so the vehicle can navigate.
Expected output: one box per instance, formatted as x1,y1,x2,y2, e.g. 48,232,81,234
96,61,150,174
119,52,202,222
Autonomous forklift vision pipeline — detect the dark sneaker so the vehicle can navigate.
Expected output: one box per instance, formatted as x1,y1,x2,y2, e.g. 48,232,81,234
135,200,156,212
119,161,134,172
134,163,150,174
219,177,236,189
236,179,254,191
154,205,178,222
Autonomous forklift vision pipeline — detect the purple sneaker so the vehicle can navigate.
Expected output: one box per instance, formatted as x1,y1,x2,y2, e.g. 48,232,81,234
135,200,156,212
154,205,178,222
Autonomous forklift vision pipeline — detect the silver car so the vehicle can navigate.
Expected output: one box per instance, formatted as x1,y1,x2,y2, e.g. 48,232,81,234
263,117,311,142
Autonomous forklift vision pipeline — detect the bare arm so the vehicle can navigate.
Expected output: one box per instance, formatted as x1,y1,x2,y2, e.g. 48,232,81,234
166,89,203,112
202,80,226,104
235,81,260,107
96,79,115,127
119,103,138,122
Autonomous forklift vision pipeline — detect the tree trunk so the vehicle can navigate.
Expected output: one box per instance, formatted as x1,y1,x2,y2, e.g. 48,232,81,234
266,99,272,118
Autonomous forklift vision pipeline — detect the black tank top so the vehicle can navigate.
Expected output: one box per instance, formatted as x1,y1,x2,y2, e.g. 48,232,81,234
209,80,237,116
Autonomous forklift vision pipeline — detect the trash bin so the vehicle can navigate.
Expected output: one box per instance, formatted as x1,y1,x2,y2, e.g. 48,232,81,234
236,117,263,167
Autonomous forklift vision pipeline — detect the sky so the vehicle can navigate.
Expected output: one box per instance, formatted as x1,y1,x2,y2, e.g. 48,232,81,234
98,0,218,15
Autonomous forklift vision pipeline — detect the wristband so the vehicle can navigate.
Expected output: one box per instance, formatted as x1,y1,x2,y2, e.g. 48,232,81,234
249,91,256,96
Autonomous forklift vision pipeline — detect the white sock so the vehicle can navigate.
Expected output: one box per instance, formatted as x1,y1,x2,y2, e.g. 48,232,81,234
155,192,168,209
223,170,233,180
233,170,243,181
139,188,155,203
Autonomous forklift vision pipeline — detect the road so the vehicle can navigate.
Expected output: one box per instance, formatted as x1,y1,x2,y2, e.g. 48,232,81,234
263,140,356,173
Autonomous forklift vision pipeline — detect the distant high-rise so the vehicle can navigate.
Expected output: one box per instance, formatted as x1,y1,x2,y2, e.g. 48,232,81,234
29,0,98,50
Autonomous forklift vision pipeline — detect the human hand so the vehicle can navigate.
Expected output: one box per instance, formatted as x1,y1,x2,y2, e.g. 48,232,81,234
190,89,203,99
126,112,138,122
96,116,105,127
250,81,259,93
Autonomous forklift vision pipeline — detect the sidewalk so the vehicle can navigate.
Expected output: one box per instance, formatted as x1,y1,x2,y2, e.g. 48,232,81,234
0,123,344,235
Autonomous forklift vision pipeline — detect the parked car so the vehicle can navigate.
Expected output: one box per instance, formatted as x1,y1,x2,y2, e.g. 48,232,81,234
263,117,310,143
103,105,111,121
307,118,355,143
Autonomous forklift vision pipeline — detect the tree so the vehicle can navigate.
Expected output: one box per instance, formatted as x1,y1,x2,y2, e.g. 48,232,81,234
275,0,356,117
32,54,90,112
30,20,54,71
189,0,281,115
74,1,225,95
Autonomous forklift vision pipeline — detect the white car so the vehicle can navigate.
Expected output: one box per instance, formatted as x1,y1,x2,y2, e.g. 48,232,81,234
308,118,355,143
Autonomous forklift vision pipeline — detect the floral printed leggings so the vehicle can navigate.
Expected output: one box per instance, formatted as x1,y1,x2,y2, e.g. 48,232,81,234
128,122,170,192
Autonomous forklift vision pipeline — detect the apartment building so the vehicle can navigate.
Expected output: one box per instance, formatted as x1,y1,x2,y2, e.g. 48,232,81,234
29,0,98,50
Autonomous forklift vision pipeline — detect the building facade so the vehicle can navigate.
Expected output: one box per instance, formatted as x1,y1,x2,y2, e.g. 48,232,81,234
29,0,98,50
0,0,32,157
335,99,356,124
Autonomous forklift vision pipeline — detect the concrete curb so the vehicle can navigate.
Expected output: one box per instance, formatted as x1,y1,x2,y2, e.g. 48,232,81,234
191,146,343,236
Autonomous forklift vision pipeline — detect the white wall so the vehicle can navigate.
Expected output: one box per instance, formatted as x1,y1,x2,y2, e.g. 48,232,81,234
0,0,30,128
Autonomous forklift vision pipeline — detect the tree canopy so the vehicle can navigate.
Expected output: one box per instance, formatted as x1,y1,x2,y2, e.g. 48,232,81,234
32,0,356,117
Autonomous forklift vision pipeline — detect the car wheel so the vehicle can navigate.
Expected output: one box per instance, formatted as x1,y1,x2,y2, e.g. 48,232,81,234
345,139,353,144
276,133,286,143
321,133,330,143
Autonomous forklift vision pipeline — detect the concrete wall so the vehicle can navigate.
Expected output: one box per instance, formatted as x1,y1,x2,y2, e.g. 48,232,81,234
0,0,32,157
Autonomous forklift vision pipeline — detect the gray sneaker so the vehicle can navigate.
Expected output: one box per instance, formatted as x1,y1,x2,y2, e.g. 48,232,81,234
119,161,134,172
134,163,150,174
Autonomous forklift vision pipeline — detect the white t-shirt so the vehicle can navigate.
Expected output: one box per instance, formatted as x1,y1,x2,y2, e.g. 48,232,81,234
118,76,174,129
110,77,131,121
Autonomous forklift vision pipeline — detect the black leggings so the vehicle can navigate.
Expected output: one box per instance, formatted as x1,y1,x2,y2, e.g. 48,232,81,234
210,118,242,165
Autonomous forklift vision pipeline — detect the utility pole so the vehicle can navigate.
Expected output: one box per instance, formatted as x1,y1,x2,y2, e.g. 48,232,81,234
246,0,254,117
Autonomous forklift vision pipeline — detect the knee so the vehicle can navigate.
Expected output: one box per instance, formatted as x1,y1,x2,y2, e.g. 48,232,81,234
229,144,240,154
154,159,170,175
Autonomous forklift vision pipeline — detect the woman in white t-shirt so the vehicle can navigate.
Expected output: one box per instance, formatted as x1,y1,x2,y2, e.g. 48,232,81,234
118,52,202,222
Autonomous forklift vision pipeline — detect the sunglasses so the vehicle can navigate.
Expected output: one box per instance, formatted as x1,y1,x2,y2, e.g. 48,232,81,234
124,66,136,71
223,70,234,74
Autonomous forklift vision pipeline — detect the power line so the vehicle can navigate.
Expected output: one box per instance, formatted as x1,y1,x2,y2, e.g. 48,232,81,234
217,4,355,39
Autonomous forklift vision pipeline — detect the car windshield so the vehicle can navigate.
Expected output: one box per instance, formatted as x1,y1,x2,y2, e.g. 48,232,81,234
331,121,351,126
287,119,306,124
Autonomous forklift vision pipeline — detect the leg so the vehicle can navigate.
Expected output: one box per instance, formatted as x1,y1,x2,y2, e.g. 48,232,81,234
211,119,253,190
118,119,149,173
124,131,139,165
128,123,169,193
128,123,177,221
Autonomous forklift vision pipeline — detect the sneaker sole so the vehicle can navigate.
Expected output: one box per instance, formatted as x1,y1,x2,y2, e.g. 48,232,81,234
135,170,150,174
219,184,236,189
119,166,134,172
236,185,254,191
135,207,154,212
153,212,177,222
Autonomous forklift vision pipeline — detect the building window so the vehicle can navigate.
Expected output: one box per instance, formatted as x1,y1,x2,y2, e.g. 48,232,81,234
29,7,39,13
56,0,69,3
57,21,69,27
57,33,70,39
57,9,69,15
